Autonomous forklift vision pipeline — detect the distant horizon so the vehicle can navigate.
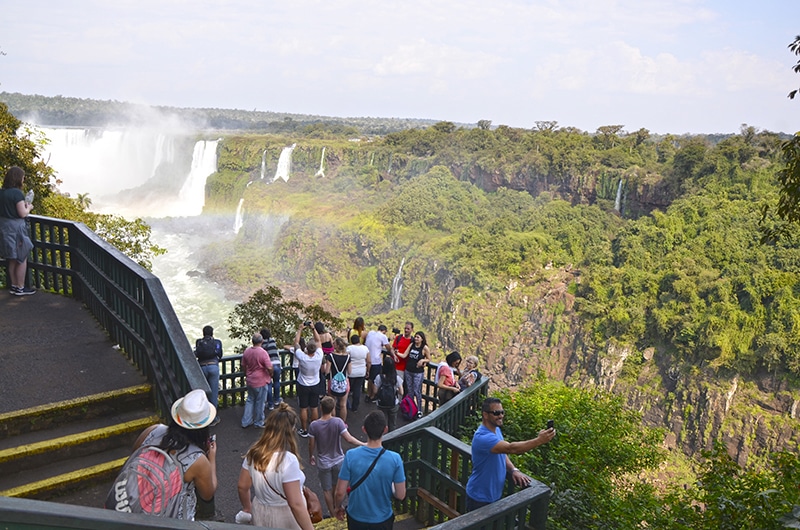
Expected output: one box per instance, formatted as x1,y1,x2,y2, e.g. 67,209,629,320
4,90,791,138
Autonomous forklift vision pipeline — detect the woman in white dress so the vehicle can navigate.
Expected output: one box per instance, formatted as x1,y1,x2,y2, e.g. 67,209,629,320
237,403,315,530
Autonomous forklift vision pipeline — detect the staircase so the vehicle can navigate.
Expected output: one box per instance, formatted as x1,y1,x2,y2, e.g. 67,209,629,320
0,384,158,501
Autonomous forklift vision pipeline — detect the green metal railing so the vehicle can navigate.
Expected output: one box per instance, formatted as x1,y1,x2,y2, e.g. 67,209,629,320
22,215,208,417
382,374,551,529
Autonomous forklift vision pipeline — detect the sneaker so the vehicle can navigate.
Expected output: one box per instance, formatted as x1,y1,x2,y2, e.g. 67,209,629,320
268,404,275,411
297,429,309,438
13,286,36,296
9,286,20,295
210,417,221,427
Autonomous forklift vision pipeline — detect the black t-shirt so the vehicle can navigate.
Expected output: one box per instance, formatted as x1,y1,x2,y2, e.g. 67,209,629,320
406,345,425,373
0,188,24,219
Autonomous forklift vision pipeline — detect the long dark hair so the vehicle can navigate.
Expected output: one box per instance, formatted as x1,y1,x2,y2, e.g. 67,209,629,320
3,166,24,190
414,331,427,349
159,420,210,453
382,356,397,386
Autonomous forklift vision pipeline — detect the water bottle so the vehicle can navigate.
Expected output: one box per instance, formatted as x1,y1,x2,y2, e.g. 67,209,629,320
25,190,34,204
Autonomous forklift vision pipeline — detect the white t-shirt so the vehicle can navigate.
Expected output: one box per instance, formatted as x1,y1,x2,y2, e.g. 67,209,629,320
364,330,389,366
243,451,305,507
293,348,323,386
346,344,369,378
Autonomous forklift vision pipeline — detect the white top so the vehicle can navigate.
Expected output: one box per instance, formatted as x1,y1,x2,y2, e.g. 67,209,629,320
293,348,323,386
243,451,305,507
364,330,389,366
346,344,370,378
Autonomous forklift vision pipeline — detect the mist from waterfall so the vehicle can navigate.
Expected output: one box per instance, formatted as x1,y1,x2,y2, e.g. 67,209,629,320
36,127,177,201
390,258,405,310
260,149,267,179
37,126,238,344
273,144,296,182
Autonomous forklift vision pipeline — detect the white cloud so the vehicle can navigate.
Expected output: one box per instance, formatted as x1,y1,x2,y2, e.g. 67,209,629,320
2,0,799,132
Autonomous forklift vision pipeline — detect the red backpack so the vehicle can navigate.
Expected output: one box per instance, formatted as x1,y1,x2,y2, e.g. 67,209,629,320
399,394,419,420
105,445,187,517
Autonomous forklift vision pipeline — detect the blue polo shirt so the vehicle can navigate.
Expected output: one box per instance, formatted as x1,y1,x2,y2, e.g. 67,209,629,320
466,424,507,503
340,445,405,523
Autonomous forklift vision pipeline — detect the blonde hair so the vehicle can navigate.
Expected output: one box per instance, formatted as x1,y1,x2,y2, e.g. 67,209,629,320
245,402,300,472
465,355,479,367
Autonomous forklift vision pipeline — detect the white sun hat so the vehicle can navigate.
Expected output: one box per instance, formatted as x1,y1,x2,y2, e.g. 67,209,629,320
171,389,216,429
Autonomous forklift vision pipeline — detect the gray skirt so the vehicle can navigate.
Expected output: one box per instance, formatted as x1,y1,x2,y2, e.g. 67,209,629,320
0,217,33,262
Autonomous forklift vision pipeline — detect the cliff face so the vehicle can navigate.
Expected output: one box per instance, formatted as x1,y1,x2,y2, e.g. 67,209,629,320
450,162,674,218
412,262,800,467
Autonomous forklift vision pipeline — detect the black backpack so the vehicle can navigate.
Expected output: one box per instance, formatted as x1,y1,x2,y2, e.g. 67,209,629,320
195,337,218,363
377,377,396,408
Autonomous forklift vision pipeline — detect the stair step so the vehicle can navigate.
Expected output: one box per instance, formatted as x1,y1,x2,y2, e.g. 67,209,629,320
0,447,130,500
0,384,152,439
0,407,156,452
0,415,159,476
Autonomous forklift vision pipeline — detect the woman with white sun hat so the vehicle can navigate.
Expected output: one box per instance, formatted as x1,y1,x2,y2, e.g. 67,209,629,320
129,388,218,520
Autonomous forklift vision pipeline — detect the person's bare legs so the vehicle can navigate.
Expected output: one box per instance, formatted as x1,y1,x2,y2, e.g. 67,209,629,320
300,407,308,431
8,259,26,287
323,489,335,517
336,394,348,422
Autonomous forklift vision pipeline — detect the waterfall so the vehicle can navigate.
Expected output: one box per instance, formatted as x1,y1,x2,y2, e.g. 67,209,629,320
314,147,326,178
176,139,220,217
34,127,177,200
614,179,624,213
273,144,296,182
390,258,405,310
234,198,245,234
260,149,267,179
34,127,220,218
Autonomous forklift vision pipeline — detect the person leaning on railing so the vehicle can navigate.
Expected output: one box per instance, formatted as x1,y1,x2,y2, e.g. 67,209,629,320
465,397,555,512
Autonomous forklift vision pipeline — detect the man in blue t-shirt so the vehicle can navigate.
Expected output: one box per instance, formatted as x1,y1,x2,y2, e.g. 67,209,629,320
334,411,406,529
465,397,555,512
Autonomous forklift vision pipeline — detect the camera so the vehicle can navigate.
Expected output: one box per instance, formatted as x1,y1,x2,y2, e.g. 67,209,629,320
304,321,312,327
392,327,401,335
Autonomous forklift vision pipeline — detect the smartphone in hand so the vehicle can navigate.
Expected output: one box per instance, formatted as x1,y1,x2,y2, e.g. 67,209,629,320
546,419,554,430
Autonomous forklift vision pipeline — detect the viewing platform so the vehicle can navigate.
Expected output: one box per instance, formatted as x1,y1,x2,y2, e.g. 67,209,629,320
0,214,550,529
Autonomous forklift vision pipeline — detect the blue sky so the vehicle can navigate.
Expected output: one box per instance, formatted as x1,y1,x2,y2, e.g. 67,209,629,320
1,0,799,134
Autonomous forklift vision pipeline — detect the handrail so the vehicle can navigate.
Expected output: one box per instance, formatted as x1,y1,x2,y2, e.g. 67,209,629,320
24,215,208,417
0,496,268,530
383,423,551,529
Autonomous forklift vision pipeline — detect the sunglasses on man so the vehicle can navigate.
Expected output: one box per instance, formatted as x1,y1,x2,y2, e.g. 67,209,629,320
487,410,505,416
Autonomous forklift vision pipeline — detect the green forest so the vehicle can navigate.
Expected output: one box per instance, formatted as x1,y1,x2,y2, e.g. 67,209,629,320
205,122,800,529
5,88,800,528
